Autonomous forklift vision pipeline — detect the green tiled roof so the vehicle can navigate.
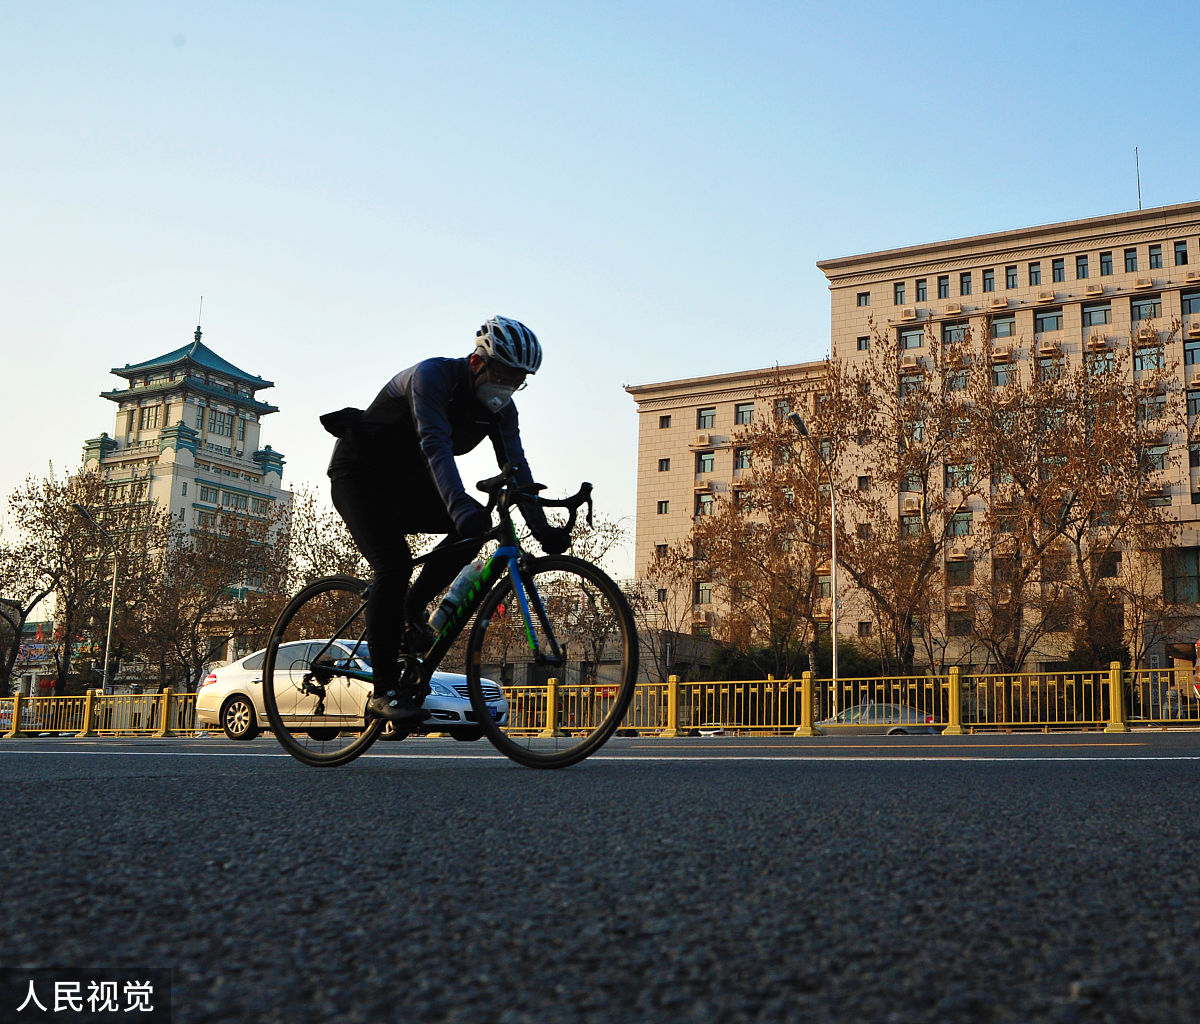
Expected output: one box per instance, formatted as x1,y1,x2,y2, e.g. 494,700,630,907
112,332,273,389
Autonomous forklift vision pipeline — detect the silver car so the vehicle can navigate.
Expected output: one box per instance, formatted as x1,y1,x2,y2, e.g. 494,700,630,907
195,639,507,742
816,702,942,736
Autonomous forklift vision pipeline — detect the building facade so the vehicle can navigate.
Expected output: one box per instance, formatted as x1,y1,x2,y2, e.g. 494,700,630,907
629,201,1200,672
83,326,290,528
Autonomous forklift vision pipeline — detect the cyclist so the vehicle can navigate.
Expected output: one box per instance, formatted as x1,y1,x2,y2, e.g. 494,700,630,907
322,316,570,724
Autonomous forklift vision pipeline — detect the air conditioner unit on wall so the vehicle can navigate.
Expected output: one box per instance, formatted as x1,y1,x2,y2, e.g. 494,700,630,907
1136,325,1158,344
945,302,963,314
1038,343,1060,358
1035,290,1056,304
1187,322,1200,339
899,354,919,370
1084,284,1104,297
988,296,1008,310
694,433,711,447
1186,271,1200,284
947,591,969,611
991,345,1013,363
948,543,969,561
1135,278,1155,290
1087,334,1109,351
903,496,922,513
899,306,918,321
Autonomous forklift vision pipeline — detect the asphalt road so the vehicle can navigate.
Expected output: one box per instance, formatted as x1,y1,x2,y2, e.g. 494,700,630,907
2,732,1200,1024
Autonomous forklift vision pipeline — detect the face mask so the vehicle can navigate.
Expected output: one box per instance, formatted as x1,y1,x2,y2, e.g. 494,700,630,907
475,381,515,413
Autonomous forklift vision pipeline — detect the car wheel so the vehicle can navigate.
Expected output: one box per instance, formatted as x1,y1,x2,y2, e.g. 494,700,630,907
221,695,259,741
379,721,410,742
887,728,910,736
449,728,483,742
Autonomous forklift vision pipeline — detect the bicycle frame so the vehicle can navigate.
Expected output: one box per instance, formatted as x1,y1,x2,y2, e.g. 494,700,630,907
306,498,565,694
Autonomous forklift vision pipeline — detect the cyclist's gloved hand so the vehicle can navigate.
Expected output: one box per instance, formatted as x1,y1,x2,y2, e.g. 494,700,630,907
454,497,491,539
534,524,571,555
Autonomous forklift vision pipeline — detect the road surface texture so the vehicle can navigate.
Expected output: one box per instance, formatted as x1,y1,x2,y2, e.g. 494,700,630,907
2,732,1198,1023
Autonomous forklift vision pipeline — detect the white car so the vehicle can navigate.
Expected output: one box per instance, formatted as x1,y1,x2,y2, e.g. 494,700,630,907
195,639,508,742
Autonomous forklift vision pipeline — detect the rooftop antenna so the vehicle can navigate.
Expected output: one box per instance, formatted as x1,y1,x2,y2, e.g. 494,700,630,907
1135,148,1142,211
195,295,203,344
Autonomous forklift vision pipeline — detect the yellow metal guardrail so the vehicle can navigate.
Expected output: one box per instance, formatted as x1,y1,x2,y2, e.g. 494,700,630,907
1,690,202,739
2,663,1196,741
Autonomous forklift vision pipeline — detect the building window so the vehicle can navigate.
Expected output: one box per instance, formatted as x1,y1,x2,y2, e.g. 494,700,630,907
857,335,870,351
937,275,950,299
138,405,160,430
959,272,972,296
208,410,233,437
943,321,967,345
990,315,1016,339
658,458,670,472
734,402,754,425
916,279,927,302
1135,347,1164,373
1185,339,1200,366
1052,258,1065,283
894,282,906,305
659,415,671,429
1176,241,1189,266
1125,248,1138,273
947,369,967,392
1149,244,1163,269
1186,392,1200,418
947,612,974,637
199,485,218,503
1035,308,1063,333
900,327,923,350
992,363,1011,388
1100,251,1113,276
1076,255,1089,279
947,560,973,587
181,482,188,496
694,492,714,518
858,475,870,492
1131,296,1162,321
982,268,995,293
734,447,751,470
222,491,248,510
857,621,872,638
1028,262,1041,286
656,500,669,514
1181,290,1200,315
1163,547,1200,605
945,466,973,492
694,581,713,605
697,407,716,429
656,588,668,602
695,451,715,474
1081,302,1111,327
857,291,870,307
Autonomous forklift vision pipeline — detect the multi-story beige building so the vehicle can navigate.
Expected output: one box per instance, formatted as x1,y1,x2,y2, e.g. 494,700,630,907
83,325,290,528
626,361,824,602
629,200,1200,670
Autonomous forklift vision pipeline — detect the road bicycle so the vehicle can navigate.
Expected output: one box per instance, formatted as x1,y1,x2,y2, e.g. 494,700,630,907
260,466,639,769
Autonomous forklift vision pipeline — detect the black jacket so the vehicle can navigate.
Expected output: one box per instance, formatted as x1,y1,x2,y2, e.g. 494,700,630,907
324,356,541,532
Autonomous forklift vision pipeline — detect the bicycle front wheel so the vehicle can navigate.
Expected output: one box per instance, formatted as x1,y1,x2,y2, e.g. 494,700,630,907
263,575,384,767
465,555,638,768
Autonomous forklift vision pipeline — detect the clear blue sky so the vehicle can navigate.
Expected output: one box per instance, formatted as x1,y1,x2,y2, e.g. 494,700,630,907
3,1,1198,577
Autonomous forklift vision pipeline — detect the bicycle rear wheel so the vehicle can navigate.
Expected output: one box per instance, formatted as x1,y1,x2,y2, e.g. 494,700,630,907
464,555,638,768
262,575,384,767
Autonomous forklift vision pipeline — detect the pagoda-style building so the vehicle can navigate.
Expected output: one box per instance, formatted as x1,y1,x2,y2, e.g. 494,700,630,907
83,326,290,526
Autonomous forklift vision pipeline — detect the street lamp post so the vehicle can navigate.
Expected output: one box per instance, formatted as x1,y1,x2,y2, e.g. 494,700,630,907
72,503,118,695
788,413,838,704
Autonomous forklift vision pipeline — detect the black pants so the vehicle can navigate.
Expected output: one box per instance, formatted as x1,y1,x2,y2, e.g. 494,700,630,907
330,473,482,690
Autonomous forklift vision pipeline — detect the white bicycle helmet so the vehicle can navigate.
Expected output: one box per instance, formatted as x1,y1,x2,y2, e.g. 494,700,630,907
474,316,542,374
